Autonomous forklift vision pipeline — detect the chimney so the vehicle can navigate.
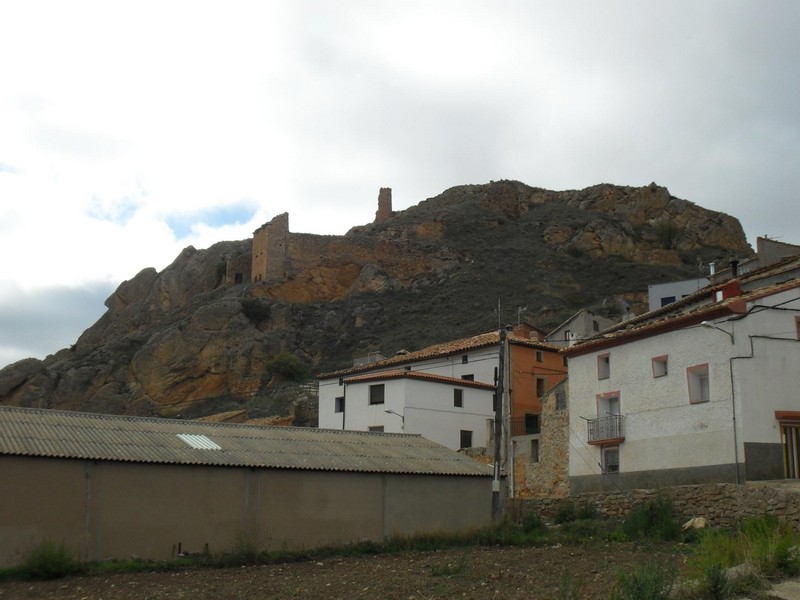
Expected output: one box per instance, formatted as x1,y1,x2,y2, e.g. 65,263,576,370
709,262,716,275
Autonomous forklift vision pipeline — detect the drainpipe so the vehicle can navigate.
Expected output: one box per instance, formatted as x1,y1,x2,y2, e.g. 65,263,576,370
491,328,507,521
505,333,514,500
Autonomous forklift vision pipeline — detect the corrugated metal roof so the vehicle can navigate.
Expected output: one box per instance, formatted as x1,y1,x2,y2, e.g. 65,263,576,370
0,406,492,477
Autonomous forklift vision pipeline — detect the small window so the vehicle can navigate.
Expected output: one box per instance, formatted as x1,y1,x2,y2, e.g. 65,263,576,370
369,384,385,405
564,329,571,341
335,396,345,413
454,389,464,408
461,374,474,381
524,413,540,435
368,425,384,432
404,365,411,371
530,439,540,462
603,446,619,473
660,296,676,307
597,354,610,380
535,350,543,362
592,320,599,332
555,391,567,410
562,355,568,367
234,273,243,284
536,377,546,397
338,377,344,386
652,355,668,378
459,430,473,449
687,364,710,404
461,355,469,364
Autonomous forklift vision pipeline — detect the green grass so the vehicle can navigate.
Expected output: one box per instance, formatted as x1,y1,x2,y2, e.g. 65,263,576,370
610,560,676,600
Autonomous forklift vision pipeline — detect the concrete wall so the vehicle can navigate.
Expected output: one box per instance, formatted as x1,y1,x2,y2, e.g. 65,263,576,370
0,455,491,568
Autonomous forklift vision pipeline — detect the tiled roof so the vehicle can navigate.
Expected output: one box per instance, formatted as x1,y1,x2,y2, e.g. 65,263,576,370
318,330,559,379
344,369,497,390
564,276,800,356
0,406,492,477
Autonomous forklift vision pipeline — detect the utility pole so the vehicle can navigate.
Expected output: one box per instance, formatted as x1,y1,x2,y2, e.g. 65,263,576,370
491,326,507,521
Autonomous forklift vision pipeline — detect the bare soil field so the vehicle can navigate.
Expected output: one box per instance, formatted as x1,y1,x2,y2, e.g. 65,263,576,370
0,542,691,600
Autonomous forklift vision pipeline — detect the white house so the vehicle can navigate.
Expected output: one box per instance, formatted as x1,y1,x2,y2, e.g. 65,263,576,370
318,332,500,450
564,265,800,494
317,328,565,451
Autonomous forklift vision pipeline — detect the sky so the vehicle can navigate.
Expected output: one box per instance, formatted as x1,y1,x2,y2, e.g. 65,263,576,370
1,1,799,369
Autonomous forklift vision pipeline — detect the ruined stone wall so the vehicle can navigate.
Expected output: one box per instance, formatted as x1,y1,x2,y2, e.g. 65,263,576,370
252,212,289,282
375,187,393,224
514,380,570,499
225,253,251,286
522,482,800,530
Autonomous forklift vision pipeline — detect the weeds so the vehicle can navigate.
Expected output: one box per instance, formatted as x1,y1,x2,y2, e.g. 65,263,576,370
610,560,675,600
557,569,584,600
620,496,681,541
16,539,81,580
430,553,469,577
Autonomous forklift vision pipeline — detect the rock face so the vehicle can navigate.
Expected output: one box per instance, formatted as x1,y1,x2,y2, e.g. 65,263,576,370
0,181,752,418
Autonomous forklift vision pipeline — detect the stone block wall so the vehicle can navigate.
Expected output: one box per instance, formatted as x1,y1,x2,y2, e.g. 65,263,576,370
522,482,800,530
514,380,570,499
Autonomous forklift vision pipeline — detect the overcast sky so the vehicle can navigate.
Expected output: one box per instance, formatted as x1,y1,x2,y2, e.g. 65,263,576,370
1,1,798,368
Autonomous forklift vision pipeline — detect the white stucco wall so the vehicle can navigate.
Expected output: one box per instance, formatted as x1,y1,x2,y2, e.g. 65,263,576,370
568,325,739,479
318,345,498,432
568,286,800,482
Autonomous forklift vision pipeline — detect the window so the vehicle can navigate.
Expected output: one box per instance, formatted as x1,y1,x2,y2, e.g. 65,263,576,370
597,392,620,417
592,319,599,332
562,356,568,367
460,430,473,449
652,355,668,378
687,364,710,403
368,425,384,432
597,354,610,380
461,355,469,364
564,329,571,341
524,413,540,435
536,377,546,397
335,396,345,413
369,384,385,405
234,272,243,284
555,391,567,411
338,377,343,386
530,439,540,462
603,446,619,473
454,389,463,408
660,296,676,307
535,350,544,362
461,374,474,381
404,365,411,371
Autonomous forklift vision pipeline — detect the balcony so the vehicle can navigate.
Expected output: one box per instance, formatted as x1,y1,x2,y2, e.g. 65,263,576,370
511,415,540,437
587,414,624,445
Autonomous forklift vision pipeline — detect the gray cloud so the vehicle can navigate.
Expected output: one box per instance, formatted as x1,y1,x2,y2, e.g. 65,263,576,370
0,283,115,368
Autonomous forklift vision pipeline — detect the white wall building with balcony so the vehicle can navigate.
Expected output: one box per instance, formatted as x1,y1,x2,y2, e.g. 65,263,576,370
565,272,800,494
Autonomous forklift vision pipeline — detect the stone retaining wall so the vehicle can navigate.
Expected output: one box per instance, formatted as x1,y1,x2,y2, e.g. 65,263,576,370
519,482,800,529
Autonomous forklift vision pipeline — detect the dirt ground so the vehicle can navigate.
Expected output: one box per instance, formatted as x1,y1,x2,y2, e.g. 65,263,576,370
0,542,691,600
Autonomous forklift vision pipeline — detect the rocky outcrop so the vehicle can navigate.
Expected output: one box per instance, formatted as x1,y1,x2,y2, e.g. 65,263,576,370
0,181,753,418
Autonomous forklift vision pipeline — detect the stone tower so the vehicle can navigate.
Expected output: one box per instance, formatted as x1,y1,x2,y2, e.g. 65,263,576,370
251,212,289,282
375,188,392,224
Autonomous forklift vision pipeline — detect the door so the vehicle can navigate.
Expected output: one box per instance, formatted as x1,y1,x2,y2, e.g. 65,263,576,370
782,424,800,479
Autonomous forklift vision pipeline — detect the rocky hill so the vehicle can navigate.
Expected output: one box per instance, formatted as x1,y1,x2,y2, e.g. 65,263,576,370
0,180,752,420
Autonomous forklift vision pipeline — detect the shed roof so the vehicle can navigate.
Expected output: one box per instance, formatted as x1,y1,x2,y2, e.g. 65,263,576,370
0,406,492,477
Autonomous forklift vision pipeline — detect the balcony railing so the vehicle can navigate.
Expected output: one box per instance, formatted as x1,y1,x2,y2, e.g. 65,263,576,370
511,416,541,437
587,414,624,445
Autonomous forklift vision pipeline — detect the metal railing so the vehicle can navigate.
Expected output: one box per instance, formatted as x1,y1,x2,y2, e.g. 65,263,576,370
511,416,540,437
587,414,624,444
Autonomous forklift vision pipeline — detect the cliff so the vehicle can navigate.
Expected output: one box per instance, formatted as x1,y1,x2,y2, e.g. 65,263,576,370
0,180,752,419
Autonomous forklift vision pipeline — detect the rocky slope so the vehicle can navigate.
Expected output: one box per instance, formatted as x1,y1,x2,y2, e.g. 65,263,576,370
0,181,752,418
